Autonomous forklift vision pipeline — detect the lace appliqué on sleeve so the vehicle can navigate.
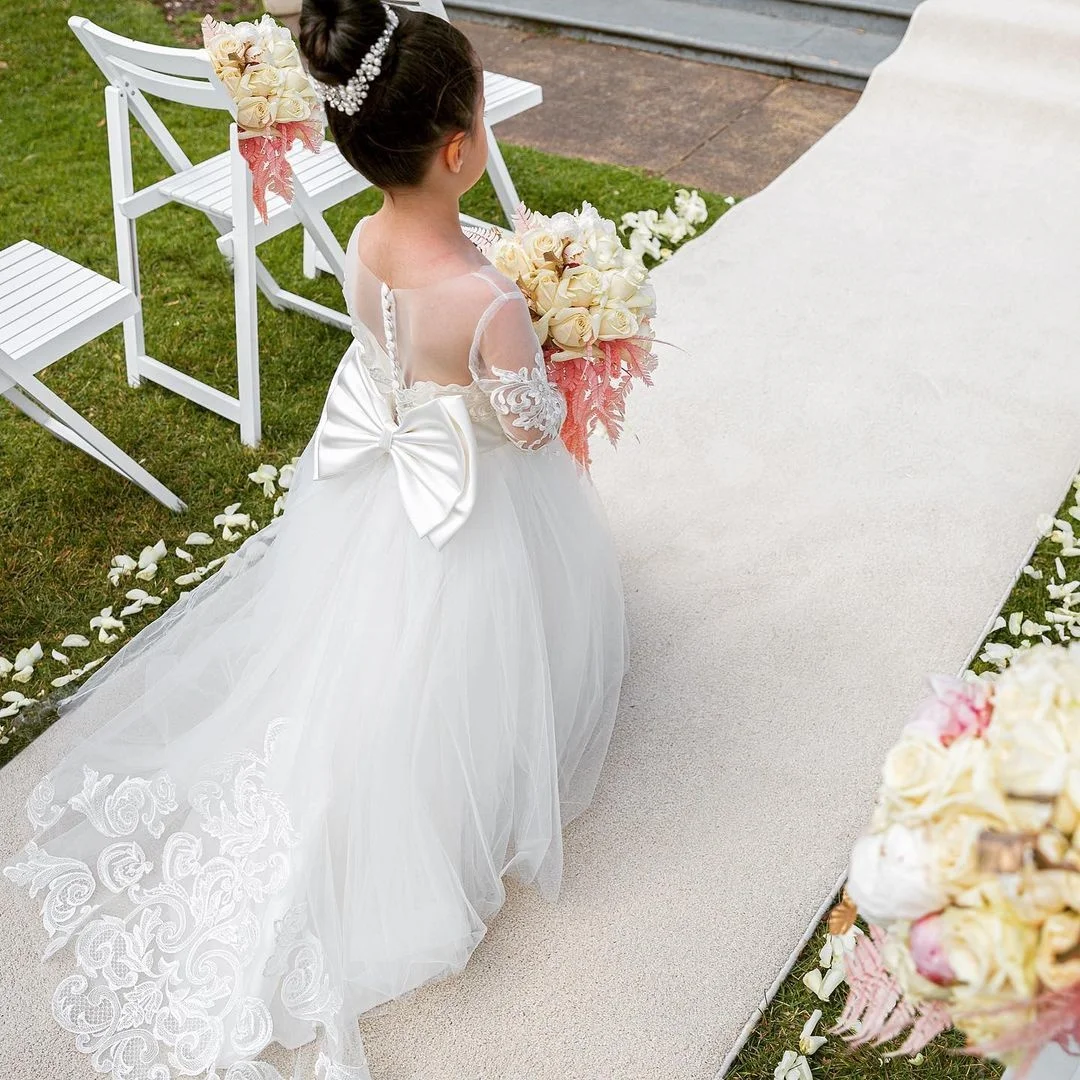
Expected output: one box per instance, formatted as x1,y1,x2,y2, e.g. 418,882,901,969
488,362,567,449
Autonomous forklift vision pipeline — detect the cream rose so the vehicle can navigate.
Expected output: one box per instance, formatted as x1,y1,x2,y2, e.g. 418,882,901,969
594,300,639,342
269,39,301,69
493,240,534,284
882,731,950,807
991,712,1069,799
236,95,274,130
606,266,647,304
520,228,563,267
238,63,284,100
209,34,244,72
549,306,596,351
1037,912,1080,991
220,66,244,97
273,90,309,123
942,901,1039,1000
527,269,560,315
554,265,603,310
927,815,994,893
282,66,317,104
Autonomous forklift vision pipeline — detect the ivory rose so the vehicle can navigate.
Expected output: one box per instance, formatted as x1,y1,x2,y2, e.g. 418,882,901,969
881,731,950,807
527,269,560,315
554,265,603,309
521,228,563,267
549,307,596,351
236,95,274,130
1035,912,1080,991
208,33,245,70
594,301,639,341
941,898,1039,1001
274,90,308,123
238,62,283,100
493,240,535,282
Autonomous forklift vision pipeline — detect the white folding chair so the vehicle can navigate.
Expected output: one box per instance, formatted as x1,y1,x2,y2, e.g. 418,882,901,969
0,241,185,511
69,15,365,446
303,0,543,277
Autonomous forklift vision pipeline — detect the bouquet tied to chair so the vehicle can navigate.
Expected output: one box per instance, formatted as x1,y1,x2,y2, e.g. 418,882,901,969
202,14,324,223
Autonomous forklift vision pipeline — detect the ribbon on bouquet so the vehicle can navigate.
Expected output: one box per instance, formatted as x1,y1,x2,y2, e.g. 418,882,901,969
313,343,478,550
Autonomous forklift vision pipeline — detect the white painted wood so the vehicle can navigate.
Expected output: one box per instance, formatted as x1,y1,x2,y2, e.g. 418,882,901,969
0,242,185,511
231,124,261,448
68,15,369,445
106,84,145,388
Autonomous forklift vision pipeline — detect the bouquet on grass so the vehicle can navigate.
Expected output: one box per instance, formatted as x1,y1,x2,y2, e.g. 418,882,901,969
201,14,323,223
481,203,659,468
836,643,1080,1074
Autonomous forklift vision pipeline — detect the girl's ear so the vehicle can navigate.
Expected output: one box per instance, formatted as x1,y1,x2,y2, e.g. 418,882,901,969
444,131,468,175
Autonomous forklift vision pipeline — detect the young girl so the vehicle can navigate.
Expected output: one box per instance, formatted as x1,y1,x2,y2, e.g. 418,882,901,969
2,1,625,1076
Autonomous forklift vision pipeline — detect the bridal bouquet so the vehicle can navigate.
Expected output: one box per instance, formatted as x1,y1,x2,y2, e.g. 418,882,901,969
202,15,323,223
484,204,658,468
837,644,1080,1073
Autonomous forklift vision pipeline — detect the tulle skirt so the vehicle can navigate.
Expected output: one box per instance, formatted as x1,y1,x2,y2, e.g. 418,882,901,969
2,431,625,1080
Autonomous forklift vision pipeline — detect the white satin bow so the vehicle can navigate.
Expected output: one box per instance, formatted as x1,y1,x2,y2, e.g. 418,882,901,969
313,343,477,549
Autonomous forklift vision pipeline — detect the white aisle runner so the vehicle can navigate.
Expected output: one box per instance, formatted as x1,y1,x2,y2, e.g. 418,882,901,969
3,1,1080,1077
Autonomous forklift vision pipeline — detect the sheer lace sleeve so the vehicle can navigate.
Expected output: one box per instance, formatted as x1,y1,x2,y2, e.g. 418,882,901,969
471,283,566,451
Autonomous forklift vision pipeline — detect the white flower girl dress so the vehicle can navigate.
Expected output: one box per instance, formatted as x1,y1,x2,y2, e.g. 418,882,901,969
3,218,626,1079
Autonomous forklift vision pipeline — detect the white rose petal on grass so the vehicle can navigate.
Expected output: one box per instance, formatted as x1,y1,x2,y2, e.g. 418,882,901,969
799,1010,827,1056
1057,557,1068,580
1023,565,1044,580
992,616,1007,632
90,607,125,645
249,463,278,497
51,650,69,665
175,572,204,587
278,463,296,491
205,555,231,571
1022,619,1051,637
186,532,214,547
107,553,138,586
61,634,90,649
175,547,193,563
773,1050,813,1080
1008,611,1023,636
0,656,12,677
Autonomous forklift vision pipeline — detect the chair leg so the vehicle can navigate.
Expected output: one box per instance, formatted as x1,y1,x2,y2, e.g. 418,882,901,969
231,124,261,448
485,124,523,227
3,381,186,512
302,230,319,279
105,85,147,389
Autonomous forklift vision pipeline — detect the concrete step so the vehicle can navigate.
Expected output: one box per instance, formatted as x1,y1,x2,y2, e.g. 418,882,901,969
693,0,914,33
448,0,913,88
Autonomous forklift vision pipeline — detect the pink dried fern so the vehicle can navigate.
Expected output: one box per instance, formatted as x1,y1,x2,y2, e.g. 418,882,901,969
833,927,953,1057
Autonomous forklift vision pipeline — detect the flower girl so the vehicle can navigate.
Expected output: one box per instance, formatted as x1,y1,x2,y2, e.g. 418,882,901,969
2,2,626,1076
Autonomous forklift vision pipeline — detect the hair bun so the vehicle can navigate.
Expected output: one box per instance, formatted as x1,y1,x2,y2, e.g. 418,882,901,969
300,0,390,82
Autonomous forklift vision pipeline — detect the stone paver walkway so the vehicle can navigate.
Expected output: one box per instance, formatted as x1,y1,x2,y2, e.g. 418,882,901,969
460,17,861,195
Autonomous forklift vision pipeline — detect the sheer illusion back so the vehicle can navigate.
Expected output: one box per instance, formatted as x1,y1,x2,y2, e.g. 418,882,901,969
343,218,566,450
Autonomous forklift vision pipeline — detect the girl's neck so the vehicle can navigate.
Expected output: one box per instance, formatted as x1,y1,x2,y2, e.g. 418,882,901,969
376,188,465,248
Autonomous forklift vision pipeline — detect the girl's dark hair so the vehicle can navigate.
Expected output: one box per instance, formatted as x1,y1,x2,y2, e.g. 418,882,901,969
300,0,481,189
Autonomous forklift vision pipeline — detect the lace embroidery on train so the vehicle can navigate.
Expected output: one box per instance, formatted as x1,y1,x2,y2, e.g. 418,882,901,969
4,720,359,1080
